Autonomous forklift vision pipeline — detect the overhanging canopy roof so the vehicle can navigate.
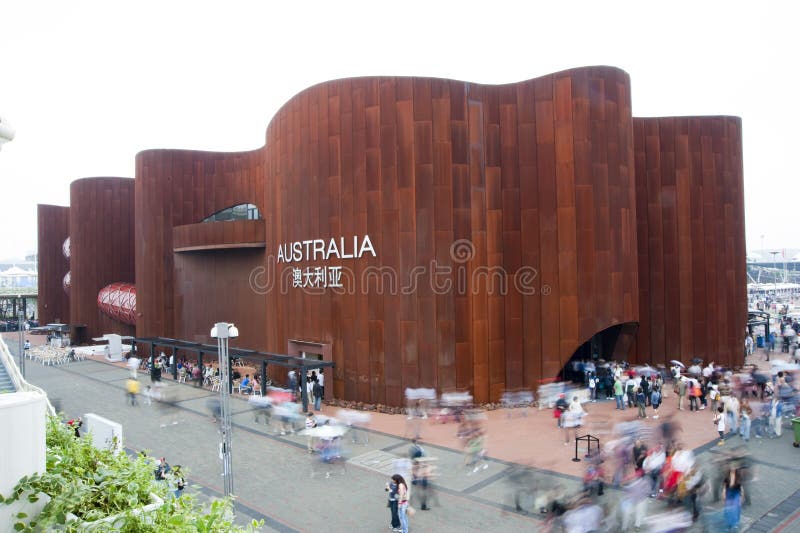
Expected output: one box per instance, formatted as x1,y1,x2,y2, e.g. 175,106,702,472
135,336,334,369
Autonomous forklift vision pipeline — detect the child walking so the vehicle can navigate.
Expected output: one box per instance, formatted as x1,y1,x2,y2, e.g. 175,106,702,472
714,406,726,445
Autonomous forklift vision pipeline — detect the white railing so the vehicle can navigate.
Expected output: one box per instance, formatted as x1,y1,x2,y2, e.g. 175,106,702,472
0,336,55,416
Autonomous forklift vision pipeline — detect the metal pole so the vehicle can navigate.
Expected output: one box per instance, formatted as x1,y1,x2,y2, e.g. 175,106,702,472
572,434,580,462
18,310,25,377
260,361,267,396
300,367,309,412
215,323,234,504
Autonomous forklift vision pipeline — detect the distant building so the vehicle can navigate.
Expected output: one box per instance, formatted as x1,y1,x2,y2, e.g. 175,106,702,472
0,265,37,288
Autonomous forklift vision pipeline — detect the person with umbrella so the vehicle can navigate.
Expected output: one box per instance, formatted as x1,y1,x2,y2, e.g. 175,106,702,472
670,361,684,382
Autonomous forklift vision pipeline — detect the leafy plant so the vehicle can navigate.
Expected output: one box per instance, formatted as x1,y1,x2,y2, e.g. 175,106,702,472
0,415,262,532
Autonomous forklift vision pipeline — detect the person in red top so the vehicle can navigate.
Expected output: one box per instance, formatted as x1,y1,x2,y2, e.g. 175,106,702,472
67,417,82,438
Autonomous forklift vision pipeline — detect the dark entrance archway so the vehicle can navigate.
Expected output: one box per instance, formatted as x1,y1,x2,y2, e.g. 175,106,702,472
559,322,639,383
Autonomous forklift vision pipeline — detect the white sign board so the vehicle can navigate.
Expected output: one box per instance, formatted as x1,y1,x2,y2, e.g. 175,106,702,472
84,413,123,455
104,334,124,362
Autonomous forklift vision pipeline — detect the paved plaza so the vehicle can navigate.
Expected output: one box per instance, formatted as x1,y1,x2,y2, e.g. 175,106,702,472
5,334,800,532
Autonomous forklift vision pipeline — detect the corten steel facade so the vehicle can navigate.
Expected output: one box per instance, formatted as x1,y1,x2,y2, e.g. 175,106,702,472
39,66,746,406
37,204,70,325
633,116,746,369
68,177,136,342
135,150,267,352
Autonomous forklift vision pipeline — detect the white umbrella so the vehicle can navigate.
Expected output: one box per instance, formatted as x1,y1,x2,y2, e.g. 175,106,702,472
770,361,800,372
633,366,658,377
248,396,273,407
301,424,348,438
670,360,685,368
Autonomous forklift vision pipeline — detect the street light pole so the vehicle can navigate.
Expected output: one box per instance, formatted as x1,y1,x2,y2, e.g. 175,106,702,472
770,251,780,296
18,308,25,378
210,322,238,504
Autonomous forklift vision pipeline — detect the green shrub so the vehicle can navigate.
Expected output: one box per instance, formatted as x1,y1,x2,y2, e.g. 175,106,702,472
1,415,262,532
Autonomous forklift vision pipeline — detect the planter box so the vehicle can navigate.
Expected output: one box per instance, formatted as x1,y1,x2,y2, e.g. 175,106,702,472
65,492,164,529
0,491,50,531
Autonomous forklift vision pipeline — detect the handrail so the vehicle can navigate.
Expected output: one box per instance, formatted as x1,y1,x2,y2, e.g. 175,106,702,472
0,336,55,415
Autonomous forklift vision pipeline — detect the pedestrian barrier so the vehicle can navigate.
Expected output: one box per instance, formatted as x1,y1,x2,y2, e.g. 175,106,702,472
572,434,600,462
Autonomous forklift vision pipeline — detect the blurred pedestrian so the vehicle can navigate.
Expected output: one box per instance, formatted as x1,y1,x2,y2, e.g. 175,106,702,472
677,376,687,411
305,412,317,453
563,396,585,444
723,465,743,530
555,393,569,427
170,465,186,499
588,372,597,402
207,398,221,422
409,438,425,460
739,398,753,442
412,459,432,510
626,377,636,408
126,377,140,406
614,378,625,410
127,353,140,378
313,379,323,411
689,379,700,412
621,473,649,530
682,464,704,521
636,388,647,418
651,386,662,419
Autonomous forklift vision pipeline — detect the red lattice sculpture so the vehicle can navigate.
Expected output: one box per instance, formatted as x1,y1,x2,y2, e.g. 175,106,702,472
97,282,137,326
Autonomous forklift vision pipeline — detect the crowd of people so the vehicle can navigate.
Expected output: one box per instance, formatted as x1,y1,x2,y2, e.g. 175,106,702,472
47,323,797,531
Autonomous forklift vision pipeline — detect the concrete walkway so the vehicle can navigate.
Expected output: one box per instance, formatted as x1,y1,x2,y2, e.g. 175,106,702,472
5,333,800,532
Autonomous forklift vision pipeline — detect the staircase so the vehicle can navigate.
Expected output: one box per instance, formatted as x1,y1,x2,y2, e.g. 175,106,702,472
0,359,16,393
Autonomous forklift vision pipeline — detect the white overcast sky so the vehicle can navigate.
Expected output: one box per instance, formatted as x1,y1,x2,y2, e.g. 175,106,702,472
0,0,796,261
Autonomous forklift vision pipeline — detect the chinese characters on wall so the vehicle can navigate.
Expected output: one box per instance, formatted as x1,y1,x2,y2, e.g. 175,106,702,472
277,235,375,290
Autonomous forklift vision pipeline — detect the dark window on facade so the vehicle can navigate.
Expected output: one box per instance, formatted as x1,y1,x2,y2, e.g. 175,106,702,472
202,204,261,222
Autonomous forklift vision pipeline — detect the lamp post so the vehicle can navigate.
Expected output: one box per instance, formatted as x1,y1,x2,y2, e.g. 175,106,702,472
770,251,780,296
210,322,238,503
18,306,25,378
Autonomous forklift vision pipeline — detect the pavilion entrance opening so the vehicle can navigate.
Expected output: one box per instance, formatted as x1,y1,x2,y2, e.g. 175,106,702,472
559,322,638,384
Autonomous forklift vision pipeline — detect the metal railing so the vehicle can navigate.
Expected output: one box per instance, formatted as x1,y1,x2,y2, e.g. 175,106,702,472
0,335,55,415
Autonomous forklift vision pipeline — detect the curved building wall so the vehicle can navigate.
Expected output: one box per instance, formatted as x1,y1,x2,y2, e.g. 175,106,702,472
134,150,267,350
262,67,639,405
633,116,746,368
37,204,70,325
69,178,136,340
